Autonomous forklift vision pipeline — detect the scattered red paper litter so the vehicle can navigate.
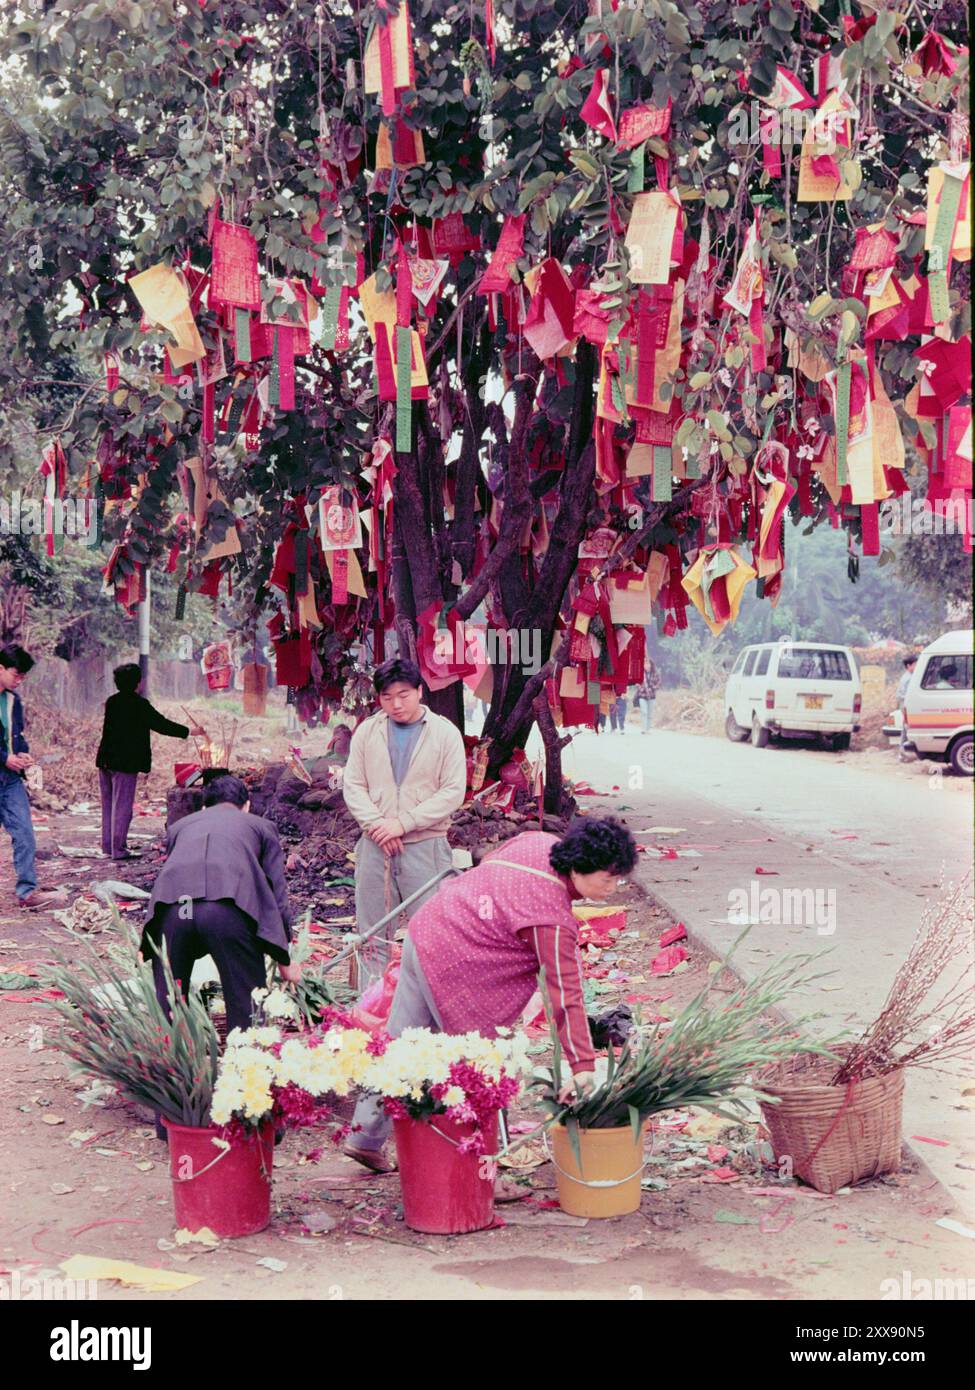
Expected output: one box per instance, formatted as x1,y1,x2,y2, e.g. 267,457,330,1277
832,1223,848,1230
700,1166,740,1183
911,1135,950,1147
707,1145,729,1163
754,867,779,875
658,923,687,948
651,944,688,975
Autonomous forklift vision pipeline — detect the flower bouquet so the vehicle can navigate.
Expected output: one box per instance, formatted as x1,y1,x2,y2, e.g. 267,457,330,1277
360,1027,531,1234
534,943,837,1217
361,1027,530,1158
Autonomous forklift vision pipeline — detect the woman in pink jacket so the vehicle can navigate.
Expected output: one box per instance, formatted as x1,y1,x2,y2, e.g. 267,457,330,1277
346,816,637,1171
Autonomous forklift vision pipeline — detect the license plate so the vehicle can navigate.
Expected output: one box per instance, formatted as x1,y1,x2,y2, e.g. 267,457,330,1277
802,695,825,710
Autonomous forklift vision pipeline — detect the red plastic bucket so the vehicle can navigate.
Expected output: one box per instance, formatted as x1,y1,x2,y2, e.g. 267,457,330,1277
165,1120,274,1238
393,1111,498,1234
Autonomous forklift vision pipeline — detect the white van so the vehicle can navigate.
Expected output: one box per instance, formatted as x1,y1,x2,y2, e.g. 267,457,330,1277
725,641,861,750
902,630,973,776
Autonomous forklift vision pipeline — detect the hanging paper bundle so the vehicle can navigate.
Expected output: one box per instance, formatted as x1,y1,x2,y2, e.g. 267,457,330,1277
477,213,526,330
522,259,576,360
102,545,142,615
751,446,797,604
241,661,269,717
363,0,416,119
38,439,68,558
617,98,672,193
268,612,313,689
681,545,757,636
209,218,262,365
924,160,971,326
754,65,814,178
432,212,480,267
361,437,397,638
260,279,317,411
797,87,859,202
580,68,617,141
912,32,961,79
128,261,206,370
723,217,767,373
319,483,365,607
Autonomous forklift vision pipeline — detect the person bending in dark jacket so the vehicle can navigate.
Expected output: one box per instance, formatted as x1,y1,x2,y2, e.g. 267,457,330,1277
141,773,300,1032
96,663,203,860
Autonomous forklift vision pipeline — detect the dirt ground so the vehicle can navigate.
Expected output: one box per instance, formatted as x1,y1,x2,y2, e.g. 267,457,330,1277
1,782,972,1301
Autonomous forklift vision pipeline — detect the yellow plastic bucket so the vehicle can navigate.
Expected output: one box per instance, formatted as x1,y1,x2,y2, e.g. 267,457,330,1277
551,1121,648,1218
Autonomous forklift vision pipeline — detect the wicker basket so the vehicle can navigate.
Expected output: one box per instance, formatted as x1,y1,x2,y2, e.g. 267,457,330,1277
758,1055,905,1194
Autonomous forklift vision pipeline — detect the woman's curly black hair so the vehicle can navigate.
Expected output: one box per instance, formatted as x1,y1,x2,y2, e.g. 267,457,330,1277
549,817,638,877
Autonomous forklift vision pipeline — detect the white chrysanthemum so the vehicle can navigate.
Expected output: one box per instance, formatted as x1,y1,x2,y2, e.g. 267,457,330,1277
262,988,300,1021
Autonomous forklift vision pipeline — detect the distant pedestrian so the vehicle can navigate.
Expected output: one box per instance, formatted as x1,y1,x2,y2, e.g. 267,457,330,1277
609,695,628,733
96,663,203,860
895,654,917,762
635,659,661,732
0,644,63,909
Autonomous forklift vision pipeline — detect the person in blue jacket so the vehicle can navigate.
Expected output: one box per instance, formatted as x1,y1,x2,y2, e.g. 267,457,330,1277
0,644,62,909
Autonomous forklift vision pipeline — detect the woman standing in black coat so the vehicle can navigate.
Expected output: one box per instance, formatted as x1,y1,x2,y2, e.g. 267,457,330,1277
96,663,203,860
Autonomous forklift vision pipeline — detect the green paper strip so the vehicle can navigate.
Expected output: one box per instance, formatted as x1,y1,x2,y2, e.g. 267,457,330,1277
91,480,103,547
222,393,246,444
685,450,701,479
268,330,280,407
235,308,252,363
174,583,187,621
610,372,626,419
395,324,412,452
618,334,635,400
835,360,851,487
652,445,673,502
627,142,646,194
928,170,964,325
586,680,601,706
294,528,309,595
321,287,342,350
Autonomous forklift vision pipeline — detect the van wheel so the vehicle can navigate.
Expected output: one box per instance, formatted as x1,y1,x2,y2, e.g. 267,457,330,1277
750,717,770,748
949,734,974,777
725,710,749,742
830,733,851,751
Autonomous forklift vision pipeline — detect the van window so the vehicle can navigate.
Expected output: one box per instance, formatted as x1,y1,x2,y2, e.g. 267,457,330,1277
731,650,748,675
755,648,771,677
742,650,757,677
920,654,973,691
776,648,852,681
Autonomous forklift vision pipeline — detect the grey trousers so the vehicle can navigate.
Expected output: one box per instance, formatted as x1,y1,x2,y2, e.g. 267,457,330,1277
353,832,452,989
350,936,443,1151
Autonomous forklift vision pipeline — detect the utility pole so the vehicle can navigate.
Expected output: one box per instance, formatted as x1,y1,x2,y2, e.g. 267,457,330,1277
138,569,151,694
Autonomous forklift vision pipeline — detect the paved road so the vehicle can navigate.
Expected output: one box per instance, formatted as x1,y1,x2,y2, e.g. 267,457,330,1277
544,725,975,1218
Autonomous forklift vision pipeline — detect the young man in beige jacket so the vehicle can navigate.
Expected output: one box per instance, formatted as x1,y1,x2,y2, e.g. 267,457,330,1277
342,657,468,989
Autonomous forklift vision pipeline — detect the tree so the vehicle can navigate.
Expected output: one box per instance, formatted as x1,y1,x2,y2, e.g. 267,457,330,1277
0,0,968,804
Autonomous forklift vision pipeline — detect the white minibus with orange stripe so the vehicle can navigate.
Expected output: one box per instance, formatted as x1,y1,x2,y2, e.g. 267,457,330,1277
902,629,973,776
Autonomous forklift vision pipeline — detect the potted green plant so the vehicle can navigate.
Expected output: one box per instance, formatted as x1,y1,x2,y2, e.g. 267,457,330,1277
44,923,270,1237
534,946,837,1218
